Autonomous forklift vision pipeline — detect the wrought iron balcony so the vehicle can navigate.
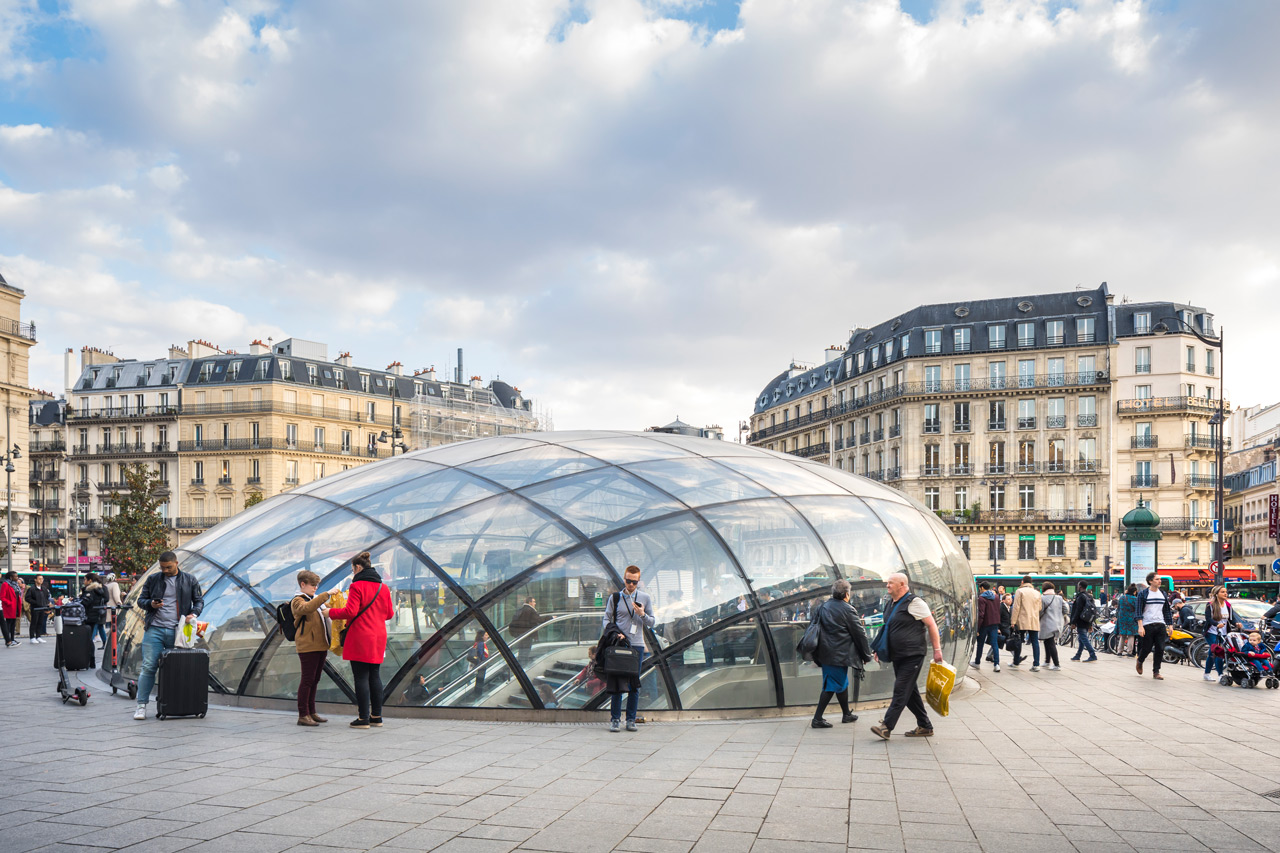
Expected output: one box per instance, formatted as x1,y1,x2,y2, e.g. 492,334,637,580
1185,474,1216,489
174,516,228,530
923,420,940,434
953,421,971,433
28,440,65,453
30,498,62,510
986,463,1007,474
859,433,870,445
950,464,973,476
1131,474,1159,488
1117,396,1228,416
0,318,37,341
884,466,901,480
1131,435,1158,449
791,444,828,459
920,465,942,477
1076,459,1102,473
217,476,233,486
872,428,884,442
1017,417,1037,429
1046,461,1068,474
988,420,1007,431
1077,414,1098,427
1016,462,1040,474
1185,435,1229,450
888,424,901,439
1046,416,1066,429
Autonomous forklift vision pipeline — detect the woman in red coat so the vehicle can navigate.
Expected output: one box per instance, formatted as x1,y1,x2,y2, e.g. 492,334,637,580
1,571,23,647
326,552,394,728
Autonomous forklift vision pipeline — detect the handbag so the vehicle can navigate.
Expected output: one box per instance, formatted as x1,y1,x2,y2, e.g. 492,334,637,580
600,643,639,676
796,620,821,660
338,584,385,647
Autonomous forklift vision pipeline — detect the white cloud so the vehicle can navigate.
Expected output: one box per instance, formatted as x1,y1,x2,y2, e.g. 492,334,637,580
0,0,1278,433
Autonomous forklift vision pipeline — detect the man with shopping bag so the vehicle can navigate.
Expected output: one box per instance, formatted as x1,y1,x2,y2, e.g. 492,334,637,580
131,552,204,721
870,572,943,740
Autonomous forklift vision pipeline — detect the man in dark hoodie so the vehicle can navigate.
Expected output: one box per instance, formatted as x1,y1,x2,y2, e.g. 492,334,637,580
973,581,1002,672
1068,584,1099,662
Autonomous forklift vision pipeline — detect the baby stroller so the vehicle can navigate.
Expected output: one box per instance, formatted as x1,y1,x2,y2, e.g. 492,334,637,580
1215,632,1279,689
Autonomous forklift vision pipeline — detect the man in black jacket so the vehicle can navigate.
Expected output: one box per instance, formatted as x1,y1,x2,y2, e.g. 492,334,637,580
973,581,1002,672
132,552,204,720
1068,585,1099,662
508,596,550,663
23,575,51,643
871,573,944,740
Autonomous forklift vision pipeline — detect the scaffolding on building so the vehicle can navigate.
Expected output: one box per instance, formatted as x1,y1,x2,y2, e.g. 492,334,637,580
409,388,550,449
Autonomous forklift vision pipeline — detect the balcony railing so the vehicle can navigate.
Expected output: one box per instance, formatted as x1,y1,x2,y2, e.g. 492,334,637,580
1046,416,1066,429
1077,414,1098,428
174,516,228,530
69,398,399,428
1185,474,1216,489
1185,435,1229,450
1131,474,1159,488
175,437,390,458
748,372,1112,442
0,318,37,341
1076,459,1102,473
217,476,233,486
247,476,262,485
923,420,941,434
859,433,870,445
1135,363,1151,374
190,478,205,486
950,464,972,476
1158,516,1233,532
920,465,942,477
1016,462,1040,474
938,509,1110,525
1017,417,1036,429
30,529,63,542
986,463,1007,474
284,477,300,486
28,440,65,453
72,479,90,492
29,470,62,482
888,424,901,439
790,444,828,459
872,428,884,442
1046,461,1068,474
68,404,178,421
953,421,971,433
865,470,885,482
884,466,901,480
96,481,127,491
988,419,1007,431
1117,396,1228,416
30,498,62,510
1131,435,1158,449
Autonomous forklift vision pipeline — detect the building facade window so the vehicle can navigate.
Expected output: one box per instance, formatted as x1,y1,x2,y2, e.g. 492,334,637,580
956,534,970,558
954,328,971,353
1017,322,1034,347
1048,535,1066,558
925,329,942,354
1046,319,1064,345
1018,535,1036,560
989,534,1006,562
1079,535,1097,561
988,325,1006,350
1018,484,1035,511
1135,346,1151,373
1076,317,1095,343
989,484,1005,511
924,487,939,511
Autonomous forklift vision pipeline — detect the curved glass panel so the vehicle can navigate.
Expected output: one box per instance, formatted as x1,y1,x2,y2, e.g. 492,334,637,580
196,576,274,693
178,493,289,554
765,597,825,706
389,617,525,709
645,434,764,457
793,462,912,504
671,619,777,710
403,494,576,603
713,457,851,497
115,557,225,679
481,550,615,708
240,636,354,705
563,435,694,463
199,495,334,569
458,444,605,489
787,496,907,582
348,468,503,532
622,458,771,507
229,509,389,601
404,435,540,466
299,456,446,502
518,468,684,537
700,499,834,601
596,514,749,649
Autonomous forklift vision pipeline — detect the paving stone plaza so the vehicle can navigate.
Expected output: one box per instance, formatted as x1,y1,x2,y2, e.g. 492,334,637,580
2,641,1278,853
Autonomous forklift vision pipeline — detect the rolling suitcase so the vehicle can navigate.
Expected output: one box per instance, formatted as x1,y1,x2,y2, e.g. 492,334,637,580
155,647,209,720
54,623,96,672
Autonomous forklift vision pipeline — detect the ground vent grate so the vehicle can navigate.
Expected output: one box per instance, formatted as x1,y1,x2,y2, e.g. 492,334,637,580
1265,789,1280,800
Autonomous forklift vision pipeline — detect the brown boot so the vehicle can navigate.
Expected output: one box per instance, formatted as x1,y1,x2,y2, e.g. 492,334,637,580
309,713,328,723
297,716,319,727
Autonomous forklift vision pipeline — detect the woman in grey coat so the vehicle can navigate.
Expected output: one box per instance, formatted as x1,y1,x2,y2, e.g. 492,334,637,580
810,579,873,728
1038,582,1069,670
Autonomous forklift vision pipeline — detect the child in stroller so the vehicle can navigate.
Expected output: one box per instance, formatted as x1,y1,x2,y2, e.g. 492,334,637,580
1216,631,1280,689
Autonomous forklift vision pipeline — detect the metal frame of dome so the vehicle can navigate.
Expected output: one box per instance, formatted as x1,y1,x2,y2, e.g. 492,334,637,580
107,431,976,715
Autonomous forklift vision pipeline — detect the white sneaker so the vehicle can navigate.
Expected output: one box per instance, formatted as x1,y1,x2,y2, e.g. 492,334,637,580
1049,665,1061,671
993,664,1001,672
36,638,45,644
1204,673,1216,681
1030,666,1040,672
133,706,146,720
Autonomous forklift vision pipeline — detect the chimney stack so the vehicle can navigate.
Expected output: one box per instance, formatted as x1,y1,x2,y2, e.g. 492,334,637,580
425,366,437,381
387,361,403,376
335,352,353,367
249,339,269,355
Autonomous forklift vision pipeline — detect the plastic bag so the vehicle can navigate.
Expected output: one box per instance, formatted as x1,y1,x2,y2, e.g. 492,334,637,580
328,590,347,654
174,617,200,648
925,660,956,717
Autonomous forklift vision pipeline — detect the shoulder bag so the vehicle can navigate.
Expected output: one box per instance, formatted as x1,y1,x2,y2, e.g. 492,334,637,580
339,584,385,647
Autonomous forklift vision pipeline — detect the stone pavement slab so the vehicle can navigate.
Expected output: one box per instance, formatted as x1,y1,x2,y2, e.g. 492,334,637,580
4,639,1280,853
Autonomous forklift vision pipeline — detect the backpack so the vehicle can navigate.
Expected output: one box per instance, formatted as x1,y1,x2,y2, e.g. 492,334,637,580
59,599,86,626
274,596,307,642
1079,595,1097,625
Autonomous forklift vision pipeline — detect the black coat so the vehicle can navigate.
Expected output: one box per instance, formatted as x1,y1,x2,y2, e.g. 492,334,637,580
998,602,1012,635
1069,591,1095,629
80,584,108,625
812,598,872,670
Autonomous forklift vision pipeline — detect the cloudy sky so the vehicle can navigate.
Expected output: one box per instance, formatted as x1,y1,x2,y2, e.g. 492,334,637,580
1,0,1276,434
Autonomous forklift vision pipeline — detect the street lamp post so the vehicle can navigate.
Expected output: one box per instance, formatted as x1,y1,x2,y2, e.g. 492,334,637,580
377,428,408,456
3,406,19,577
1153,316,1225,585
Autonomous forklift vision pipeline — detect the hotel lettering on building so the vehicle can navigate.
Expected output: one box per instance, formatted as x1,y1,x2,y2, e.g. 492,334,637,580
748,284,1231,578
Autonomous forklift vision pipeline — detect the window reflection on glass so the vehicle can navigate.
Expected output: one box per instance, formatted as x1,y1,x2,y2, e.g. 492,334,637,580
481,549,614,708
301,457,446,503
700,499,834,602
194,576,274,693
197,496,334,569
596,513,749,651
241,636,354,705
670,619,777,710
868,500,949,590
458,444,605,489
621,458,772,508
788,497,906,582
229,510,387,601
403,494,576,603
714,457,850,498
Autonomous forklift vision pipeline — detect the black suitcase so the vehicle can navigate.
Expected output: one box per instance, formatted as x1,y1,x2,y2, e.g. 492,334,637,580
155,647,209,720
54,624,95,672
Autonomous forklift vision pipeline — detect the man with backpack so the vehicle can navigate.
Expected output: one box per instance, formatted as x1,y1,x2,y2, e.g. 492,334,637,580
600,565,655,733
1068,584,1099,662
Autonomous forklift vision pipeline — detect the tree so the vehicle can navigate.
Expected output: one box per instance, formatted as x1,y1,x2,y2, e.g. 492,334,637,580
244,492,264,510
103,463,171,578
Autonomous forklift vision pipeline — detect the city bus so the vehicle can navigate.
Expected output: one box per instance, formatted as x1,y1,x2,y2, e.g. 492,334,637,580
972,573,1176,599
14,570,84,597
1224,580,1279,601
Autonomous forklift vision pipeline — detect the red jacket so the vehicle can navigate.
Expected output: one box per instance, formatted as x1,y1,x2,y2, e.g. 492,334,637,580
1,582,19,619
327,578,393,664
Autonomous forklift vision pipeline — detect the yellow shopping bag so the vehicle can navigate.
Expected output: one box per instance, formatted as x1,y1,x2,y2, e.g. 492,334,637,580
925,660,956,717
327,589,347,654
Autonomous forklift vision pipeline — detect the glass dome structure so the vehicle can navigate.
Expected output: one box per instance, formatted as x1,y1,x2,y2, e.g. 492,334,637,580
110,431,975,713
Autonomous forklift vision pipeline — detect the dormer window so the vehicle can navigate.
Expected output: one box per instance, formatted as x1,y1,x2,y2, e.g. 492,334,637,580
228,360,242,380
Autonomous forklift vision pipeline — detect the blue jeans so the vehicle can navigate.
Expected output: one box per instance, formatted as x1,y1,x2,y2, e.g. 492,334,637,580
1020,631,1040,666
973,625,1000,665
92,623,108,647
610,651,647,723
1073,627,1097,659
136,624,175,705
1204,633,1224,675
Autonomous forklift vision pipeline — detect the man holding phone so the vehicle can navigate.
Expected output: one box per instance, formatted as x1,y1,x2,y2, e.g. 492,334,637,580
603,565,655,732
132,552,204,720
